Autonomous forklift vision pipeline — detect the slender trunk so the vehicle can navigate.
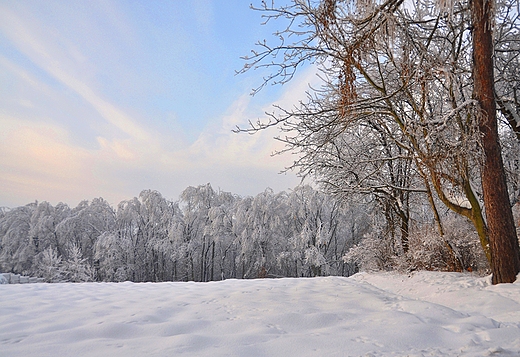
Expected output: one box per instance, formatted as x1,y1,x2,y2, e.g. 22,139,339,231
423,174,444,236
472,0,520,284
189,255,194,281
463,178,492,264
200,236,206,282
210,242,215,281
232,250,236,278
398,208,409,253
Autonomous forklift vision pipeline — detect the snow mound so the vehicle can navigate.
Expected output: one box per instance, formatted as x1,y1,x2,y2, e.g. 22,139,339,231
1,272,520,356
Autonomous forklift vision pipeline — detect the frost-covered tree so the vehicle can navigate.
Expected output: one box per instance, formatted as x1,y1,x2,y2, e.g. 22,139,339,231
29,202,71,259
0,203,36,273
239,0,485,253
284,185,359,277
56,198,115,269
138,190,183,281
62,244,95,282
235,189,292,278
179,184,218,281
105,190,180,282
205,193,241,280
240,0,520,283
1,201,74,276
179,184,242,281
36,246,64,283
94,232,131,282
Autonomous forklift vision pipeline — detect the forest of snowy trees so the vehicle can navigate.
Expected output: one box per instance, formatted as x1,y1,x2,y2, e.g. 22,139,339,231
0,185,359,282
0,184,491,283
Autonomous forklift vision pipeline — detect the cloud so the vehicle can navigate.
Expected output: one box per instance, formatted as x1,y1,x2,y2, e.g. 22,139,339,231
174,66,320,189
0,69,307,207
0,2,316,208
0,5,151,144
0,115,94,206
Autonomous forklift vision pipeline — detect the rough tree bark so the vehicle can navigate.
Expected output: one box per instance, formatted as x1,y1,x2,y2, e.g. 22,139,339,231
472,0,520,283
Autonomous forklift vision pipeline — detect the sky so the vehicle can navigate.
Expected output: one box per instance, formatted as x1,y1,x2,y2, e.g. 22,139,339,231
0,0,314,208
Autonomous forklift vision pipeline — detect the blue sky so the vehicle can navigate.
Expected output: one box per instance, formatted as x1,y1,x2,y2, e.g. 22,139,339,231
0,0,316,207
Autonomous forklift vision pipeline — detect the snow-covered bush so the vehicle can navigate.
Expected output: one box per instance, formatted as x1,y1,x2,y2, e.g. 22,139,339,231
36,247,65,283
343,233,396,272
439,218,489,273
62,244,95,282
399,217,486,274
345,217,489,274
401,227,459,272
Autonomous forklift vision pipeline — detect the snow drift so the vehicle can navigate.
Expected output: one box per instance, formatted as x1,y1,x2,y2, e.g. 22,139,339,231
1,271,520,356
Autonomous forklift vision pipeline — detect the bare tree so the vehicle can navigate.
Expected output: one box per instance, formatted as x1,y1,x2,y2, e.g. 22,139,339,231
240,0,520,282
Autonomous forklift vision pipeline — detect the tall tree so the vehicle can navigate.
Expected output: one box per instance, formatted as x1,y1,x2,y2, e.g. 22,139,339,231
471,0,520,283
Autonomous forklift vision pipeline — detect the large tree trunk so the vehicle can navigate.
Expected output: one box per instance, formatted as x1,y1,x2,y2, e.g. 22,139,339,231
472,0,520,284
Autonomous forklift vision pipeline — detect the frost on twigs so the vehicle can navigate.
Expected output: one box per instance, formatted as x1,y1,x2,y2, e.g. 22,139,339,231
344,216,488,274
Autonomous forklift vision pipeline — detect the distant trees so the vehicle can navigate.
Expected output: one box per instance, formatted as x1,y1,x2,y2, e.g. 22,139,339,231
0,203,40,273
0,185,369,282
0,183,492,282
239,0,520,283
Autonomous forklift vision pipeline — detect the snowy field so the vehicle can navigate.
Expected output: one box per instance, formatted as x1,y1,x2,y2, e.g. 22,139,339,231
1,272,520,356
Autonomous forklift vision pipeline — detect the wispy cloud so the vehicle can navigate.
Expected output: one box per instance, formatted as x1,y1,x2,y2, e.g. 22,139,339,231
0,5,151,144
0,1,310,208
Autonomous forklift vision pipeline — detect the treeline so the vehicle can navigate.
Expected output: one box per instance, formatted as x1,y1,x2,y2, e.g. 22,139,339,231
0,185,370,282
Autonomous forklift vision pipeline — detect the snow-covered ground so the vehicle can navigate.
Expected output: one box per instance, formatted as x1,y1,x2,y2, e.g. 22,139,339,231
1,272,520,356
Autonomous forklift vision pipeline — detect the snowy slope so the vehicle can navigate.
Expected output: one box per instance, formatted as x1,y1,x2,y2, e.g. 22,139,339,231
1,272,520,356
